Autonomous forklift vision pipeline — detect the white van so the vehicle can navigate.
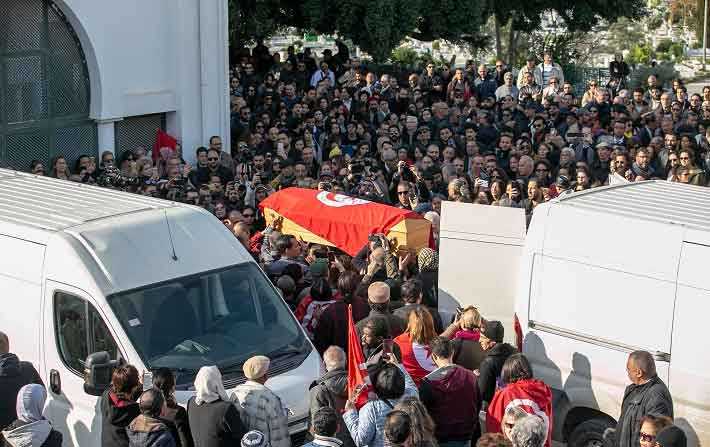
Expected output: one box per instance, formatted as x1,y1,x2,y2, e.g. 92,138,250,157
514,181,710,447
0,169,321,446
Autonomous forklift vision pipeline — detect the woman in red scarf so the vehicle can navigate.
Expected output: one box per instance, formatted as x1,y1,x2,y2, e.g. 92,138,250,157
486,354,553,447
394,307,437,386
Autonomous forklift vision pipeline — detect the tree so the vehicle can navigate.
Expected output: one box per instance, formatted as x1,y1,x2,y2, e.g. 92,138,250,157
228,0,647,62
602,17,647,55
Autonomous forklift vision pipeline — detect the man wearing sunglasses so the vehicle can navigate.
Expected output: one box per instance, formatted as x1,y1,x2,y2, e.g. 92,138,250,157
194,148,234,186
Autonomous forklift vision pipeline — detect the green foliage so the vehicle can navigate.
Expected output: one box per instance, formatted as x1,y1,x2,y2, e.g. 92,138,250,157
228,0,649,62
390,46,420,66
655,39,685,62
656,39,673,53
627,43,653,65
527,31,601,66
629,62,679,89
604,18,647,54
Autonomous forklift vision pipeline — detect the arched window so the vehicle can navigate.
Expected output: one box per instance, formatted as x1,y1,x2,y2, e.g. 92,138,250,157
0,0,96,172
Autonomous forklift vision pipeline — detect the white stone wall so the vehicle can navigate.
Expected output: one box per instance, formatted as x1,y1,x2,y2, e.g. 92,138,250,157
54,0,230,162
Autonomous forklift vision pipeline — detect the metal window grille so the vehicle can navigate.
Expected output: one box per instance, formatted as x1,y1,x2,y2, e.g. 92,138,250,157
114,113,167,160
0,0,96,172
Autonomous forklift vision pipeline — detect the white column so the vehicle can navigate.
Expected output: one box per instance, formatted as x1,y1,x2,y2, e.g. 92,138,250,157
96,118,122,154
198,0,230,154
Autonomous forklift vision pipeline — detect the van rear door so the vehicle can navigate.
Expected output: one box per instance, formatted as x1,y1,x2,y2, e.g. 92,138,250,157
438,202,526,344
670,240,710,446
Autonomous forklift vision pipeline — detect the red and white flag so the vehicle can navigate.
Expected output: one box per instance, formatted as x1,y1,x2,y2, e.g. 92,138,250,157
347,305,370,409
486,378,553,447
153,129,177,162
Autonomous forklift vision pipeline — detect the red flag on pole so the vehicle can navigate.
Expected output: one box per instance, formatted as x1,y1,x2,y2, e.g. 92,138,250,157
153,129,177,162
347,305,370,409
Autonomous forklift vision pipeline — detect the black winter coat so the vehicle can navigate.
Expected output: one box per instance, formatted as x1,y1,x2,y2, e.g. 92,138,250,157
101,390,141,447
0,354,43,430
477,343,517,403
187,398,245,447
163,404,193,447
616,376,673,447
309,369,354,447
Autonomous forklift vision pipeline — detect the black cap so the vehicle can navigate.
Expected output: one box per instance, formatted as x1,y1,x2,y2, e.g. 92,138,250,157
481,321,505,343
656,426,687,447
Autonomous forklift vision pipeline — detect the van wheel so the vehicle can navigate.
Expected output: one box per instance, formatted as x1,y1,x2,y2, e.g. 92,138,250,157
568,418,615,447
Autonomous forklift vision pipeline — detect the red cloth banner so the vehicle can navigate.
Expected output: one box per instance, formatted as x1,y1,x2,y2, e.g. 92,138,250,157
347,305,370,410
486,378,553,447
259,188,423,256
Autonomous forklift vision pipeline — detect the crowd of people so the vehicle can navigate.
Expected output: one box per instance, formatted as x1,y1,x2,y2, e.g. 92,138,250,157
24,42,710,237
1,39,698,447
0,306,684,447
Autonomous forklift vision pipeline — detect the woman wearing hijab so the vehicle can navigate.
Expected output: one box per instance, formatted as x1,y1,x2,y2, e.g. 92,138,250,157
187,366,246,447
1,384,62,447
417,248,439,308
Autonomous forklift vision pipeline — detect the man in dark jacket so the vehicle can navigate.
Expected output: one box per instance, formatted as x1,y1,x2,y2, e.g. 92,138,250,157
308,346,354,447
393,279,443,333
361,318,402,364
0,331,43,429
616,351,673,447
420,337,482,446
127,389,176,447
477,321,517,403
356,282,406,339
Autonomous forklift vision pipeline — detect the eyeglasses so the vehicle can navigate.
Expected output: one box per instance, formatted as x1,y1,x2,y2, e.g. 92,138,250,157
680,156,690,160
639,433,656,443
208,157,219,161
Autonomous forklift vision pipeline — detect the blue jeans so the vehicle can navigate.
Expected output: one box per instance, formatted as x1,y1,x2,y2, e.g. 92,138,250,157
440,441,471,447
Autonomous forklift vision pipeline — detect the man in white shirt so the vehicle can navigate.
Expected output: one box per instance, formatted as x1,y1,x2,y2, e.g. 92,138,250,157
534,52,564,88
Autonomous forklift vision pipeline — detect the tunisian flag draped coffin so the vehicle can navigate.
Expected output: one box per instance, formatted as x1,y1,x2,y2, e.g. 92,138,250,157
259,188,432,256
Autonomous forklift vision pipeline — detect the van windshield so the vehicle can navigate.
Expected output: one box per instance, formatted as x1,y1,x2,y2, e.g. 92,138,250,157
107,263,308,386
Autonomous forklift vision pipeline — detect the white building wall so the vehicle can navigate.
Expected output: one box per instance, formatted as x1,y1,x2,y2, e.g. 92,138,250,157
54,0,229,162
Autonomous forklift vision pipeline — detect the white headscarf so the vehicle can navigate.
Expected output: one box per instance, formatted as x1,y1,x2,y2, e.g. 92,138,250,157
194,366,230,405
16,384,46,423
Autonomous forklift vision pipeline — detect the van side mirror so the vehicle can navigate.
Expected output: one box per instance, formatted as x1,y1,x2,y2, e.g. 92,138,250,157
83,351,118,396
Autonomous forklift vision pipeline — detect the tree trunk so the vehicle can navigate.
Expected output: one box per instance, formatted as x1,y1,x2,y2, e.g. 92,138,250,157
507,20,516,64
494,17,502,60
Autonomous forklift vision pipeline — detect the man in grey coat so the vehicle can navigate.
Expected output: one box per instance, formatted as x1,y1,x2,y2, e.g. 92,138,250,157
615,351,673,447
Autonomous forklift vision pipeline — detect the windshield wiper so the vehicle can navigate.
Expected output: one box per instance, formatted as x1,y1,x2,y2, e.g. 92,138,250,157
269,347,303,360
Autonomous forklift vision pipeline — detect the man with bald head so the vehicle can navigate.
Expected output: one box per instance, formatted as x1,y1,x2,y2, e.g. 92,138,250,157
0,331,44,428
309,346,354,447
614,351,673,447
356,281,406,338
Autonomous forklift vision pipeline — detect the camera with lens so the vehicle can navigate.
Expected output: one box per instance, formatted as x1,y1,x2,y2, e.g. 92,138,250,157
97,166,141,188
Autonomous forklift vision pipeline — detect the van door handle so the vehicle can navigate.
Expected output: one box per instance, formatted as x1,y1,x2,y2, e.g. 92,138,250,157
50,369,61,395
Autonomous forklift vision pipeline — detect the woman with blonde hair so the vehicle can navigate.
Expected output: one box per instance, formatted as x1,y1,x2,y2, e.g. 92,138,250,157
441,306,487,371
394,307,438,386
394,396,439,447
